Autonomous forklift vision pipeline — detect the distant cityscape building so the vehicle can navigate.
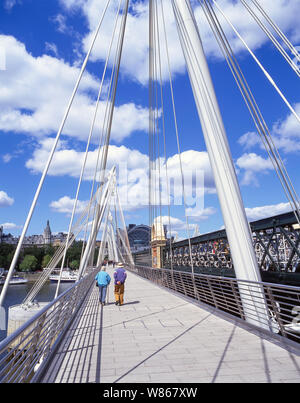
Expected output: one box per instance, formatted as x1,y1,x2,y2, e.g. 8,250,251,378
0,220,68,247
127,224,151,252
44,220,52,245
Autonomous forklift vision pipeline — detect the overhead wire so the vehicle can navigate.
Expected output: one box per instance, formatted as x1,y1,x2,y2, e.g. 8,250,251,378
200,0,300,225
79,0,125,265
54,0,124,297
155,0,195,278
79,0,129,274
239,0,300,78
158,0,175,272
209,0,300,125
171,0,257,268
249,0,300,64
0,0,113,309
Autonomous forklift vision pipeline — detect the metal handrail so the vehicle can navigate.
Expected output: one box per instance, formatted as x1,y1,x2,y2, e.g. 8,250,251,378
129,265,300,345
0,268,97,383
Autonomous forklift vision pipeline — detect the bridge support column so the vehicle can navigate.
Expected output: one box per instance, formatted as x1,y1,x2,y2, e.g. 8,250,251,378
151,223,166,269
172,0,270,330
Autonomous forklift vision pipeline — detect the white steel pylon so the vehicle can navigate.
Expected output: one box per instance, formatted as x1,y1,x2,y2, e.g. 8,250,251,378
172,0,269,330
78,166,133,278
78,166,117,278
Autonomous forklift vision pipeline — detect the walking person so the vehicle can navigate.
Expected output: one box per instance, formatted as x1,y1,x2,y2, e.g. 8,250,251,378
95,265,111,306
114,263,127,306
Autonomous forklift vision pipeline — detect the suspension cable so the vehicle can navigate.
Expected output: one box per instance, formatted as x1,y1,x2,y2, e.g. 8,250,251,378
156,0,195,277
0,0,113,310
209,0,300,125
200,0,300,225
239,0,300,78
250,0,300,63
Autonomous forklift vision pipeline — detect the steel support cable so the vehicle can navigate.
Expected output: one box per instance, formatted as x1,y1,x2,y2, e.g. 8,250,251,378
79,9,122,261
148,0,152,238
172,0,255,269
23,182,101,304
153,0,164,245
151,2,158,231
79,169,116,277
23,226,82,304
84,0,130,273
201,0,300,225
80,0,126,264
250,0,300,63
149,0,155,243
96,207,110,266
0,0,112,312
157,0,195,278
201,0,293,205
210,0,300,125
239,0,300,78
152,8,158,245
213,0,300,223
23,221,87,304
158,0,175,272
79,2,129,278
23,191,100,304
176,0,297,324
148,0,155,240
207,0,300,228
116,188,134,265
54,1,124,299
164,1,197,276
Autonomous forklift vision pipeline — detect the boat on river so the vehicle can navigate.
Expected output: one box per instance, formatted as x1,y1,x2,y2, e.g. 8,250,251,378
49,269,78,283
0,269,28,285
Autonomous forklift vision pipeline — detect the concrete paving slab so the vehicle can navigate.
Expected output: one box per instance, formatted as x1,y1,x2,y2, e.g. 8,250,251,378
40,267,300,384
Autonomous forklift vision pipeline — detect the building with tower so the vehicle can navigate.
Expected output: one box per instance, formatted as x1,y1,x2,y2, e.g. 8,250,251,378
43,220,52,245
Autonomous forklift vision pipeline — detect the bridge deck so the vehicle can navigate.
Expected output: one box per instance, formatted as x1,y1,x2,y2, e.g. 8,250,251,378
40,268,300,383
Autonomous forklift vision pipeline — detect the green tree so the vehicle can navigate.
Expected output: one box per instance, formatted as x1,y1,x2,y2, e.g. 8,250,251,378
0,244,16,269
42,254,52,268
69,260,79,270
19,255,38,272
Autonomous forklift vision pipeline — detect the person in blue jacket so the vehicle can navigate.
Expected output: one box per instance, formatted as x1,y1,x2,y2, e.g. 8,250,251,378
95,266,111,306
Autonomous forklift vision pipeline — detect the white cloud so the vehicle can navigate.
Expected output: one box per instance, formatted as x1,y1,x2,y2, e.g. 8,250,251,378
2,154,12,163
239,103,300,154
0,35,149,143
0,222,19,230
3,0,20,11
245,202,292,221
26,140,217,213
26,139,149,180
51,14,68,34
185,206,216,221
154,215,196,234
0,191,14,207
194,0,300,59
236,152,273,186
236,152,273,171
238,131,261,150
59,0,300,85
50,196,88,214
271,103,300,153
45,42,59,57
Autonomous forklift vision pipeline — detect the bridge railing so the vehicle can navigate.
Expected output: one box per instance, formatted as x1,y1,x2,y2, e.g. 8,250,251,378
0,268,97,383
161,212,300,274
130,265,300,344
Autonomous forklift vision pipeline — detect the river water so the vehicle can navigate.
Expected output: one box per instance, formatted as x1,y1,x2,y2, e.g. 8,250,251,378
0,281,74,342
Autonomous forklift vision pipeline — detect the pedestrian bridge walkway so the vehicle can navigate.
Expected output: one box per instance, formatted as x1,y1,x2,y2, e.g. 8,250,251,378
40,268,300,383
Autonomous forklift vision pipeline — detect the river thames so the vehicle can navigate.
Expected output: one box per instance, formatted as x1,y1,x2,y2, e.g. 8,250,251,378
0,281,73,342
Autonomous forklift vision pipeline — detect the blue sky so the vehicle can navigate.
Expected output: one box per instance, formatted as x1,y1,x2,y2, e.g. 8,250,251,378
0,0,299,240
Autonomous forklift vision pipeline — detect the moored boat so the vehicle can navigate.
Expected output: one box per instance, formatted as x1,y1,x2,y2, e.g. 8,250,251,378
49,269,78,283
